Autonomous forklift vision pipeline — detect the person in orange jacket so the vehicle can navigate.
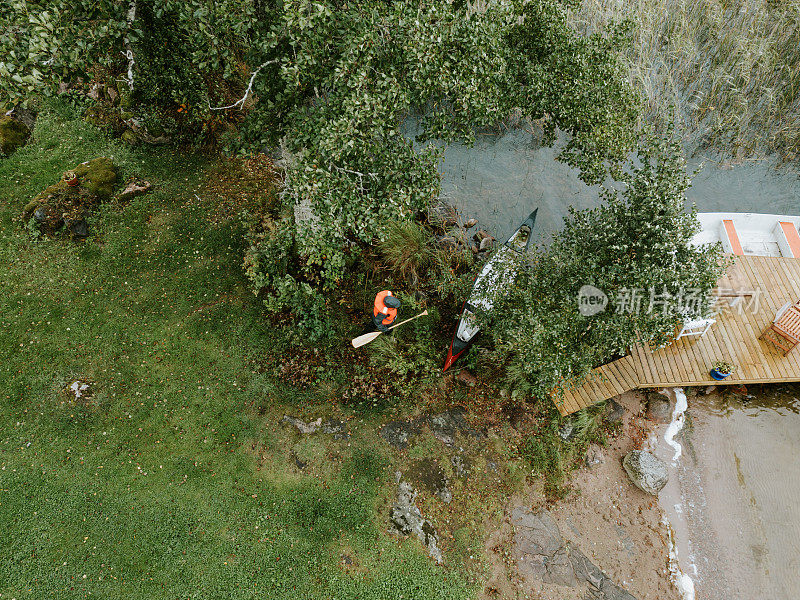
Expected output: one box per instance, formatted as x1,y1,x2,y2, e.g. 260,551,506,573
372,290,401,332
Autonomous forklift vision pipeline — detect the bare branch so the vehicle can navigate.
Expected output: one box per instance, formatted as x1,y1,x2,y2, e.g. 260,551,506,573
122,0,137,91
209,59,279,111
329,163,378,193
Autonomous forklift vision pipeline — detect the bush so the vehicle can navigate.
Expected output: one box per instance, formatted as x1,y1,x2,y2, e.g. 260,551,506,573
0,115,30,156
262,274,331,341
379,220,435,288
243,215,331,341
368,295,442,381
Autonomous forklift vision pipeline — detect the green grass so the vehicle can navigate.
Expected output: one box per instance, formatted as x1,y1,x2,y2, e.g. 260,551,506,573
0,102,474,599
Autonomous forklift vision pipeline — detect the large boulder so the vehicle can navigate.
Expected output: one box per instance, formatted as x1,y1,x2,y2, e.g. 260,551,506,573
512,507,575,586
623,450,668,496
0,114,30,156
604,398,625,424
22,157,117,237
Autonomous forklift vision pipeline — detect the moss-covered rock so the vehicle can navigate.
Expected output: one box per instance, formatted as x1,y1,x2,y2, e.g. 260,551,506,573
23,157,117,238
73,157,116,200
0,115,31,157
120,129,139,145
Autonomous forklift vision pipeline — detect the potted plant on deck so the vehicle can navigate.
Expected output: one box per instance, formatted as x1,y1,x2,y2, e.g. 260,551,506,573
710,360,736,380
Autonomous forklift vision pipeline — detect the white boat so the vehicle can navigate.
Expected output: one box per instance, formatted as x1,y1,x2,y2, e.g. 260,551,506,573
691,212,800,258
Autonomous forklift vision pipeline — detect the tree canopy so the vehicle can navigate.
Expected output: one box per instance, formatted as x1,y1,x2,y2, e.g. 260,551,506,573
485,133,727,399
2,0,642,291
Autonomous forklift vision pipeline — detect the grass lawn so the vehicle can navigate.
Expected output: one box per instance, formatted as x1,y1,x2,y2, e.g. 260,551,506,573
0,102,476,599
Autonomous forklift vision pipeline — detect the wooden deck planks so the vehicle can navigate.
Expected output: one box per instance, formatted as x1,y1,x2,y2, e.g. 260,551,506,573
743,257,783,378
603,363,628,396
554,255,800,413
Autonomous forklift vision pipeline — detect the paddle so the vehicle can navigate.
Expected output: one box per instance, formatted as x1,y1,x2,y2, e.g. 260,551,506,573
351,310,429,348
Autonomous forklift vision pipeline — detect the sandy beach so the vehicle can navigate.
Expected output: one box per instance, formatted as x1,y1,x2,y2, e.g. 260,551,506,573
482,391,681,600
544,391,680,600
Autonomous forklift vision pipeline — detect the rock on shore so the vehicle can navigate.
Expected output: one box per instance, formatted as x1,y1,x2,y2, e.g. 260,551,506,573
389,480,442,563
645,391,674,424
22,156,117,238
512,507,636,599
623,450,668,496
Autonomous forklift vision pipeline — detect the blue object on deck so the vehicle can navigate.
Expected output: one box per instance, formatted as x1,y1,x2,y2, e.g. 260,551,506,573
709,368,731,380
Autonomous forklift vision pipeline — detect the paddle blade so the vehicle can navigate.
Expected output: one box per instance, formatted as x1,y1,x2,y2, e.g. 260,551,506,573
351,330,382,348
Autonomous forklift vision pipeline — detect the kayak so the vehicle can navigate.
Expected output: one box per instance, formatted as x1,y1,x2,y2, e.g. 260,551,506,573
443,209,538,371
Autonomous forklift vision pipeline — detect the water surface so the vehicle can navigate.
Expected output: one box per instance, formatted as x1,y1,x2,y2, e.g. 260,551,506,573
666,387,800,600
428,125,800,240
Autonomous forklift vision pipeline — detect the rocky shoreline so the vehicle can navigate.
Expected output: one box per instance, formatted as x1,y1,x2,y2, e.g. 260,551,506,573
482,390,681,600
280,391,688,600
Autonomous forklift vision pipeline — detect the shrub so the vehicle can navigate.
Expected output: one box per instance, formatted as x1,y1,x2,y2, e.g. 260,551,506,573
368,301,442,381
379,220,435,289
0,115,30,156
243,215,331,341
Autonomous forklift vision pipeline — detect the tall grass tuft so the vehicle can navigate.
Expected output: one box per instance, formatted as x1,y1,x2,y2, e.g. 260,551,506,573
576,0,800,160
379,220,435,287
520,404,607,499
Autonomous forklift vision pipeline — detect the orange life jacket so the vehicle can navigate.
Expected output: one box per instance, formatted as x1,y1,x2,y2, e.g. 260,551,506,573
373,290,398,326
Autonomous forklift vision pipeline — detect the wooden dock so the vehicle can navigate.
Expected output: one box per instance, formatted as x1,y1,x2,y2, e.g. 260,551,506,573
555,254,800,415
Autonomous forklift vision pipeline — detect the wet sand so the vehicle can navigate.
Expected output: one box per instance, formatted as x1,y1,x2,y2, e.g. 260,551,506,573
488,391,680,600
545,391,680,600
484,386,800,600
658,386,800,600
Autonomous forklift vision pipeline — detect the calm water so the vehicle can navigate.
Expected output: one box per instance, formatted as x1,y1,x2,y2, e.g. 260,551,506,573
667,387,800,600
424,124,800,241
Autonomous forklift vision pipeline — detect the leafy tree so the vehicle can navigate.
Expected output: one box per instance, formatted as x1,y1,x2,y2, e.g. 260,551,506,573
505,0,641,184
251,0,642,289
0,0,252,128
485,133,728,400
0,0,127,106
2,1,641,285
2,0,645,338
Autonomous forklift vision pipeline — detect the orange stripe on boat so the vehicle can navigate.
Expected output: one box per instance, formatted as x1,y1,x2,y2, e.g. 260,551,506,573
723,219,744,256
779,221,800,258
443,348,456,372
